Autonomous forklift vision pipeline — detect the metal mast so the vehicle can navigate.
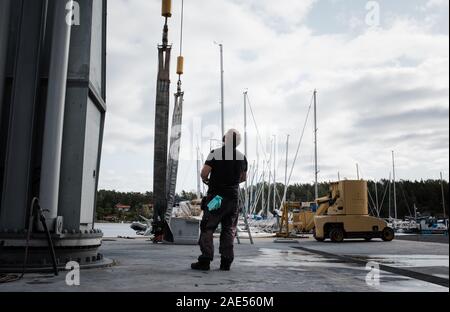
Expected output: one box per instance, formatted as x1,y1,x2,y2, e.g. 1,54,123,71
244,92,248,182
313,89,318,200
244,91,249,207
261,167,265,215
441,172,446,218
196,147,201,199
242,91,253,244
392,151,398,220
375,181,379,217
152,0,173,240
256,139,259,213
215,43,225,138
283,135,290,205
388,172,392,219
273,135,276,213
266,138,273,215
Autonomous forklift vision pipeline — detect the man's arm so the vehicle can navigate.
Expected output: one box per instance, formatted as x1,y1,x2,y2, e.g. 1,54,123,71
201,164,212,184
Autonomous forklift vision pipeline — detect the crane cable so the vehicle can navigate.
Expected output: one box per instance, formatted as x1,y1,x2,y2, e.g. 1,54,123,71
179,0,184,57
176,0,185,84
246,93,268,161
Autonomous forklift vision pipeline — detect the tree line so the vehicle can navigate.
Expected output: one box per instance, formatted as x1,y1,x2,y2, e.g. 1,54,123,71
96,179,448,222
281,179,448,218
95,189,197,221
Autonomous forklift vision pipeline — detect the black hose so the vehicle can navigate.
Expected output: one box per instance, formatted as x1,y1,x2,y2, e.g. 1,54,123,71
0,197,38,284
20,197,39,278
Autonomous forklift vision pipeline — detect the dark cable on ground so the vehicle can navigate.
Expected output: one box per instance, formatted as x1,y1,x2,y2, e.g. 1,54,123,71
0,197,58,283
0,197,38,283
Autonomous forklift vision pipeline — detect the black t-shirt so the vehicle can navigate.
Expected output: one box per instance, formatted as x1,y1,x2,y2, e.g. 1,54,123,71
205,146,248,199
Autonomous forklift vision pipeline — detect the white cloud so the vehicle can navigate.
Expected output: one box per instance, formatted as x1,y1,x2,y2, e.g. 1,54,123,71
426,0,449,9
230,0,317,32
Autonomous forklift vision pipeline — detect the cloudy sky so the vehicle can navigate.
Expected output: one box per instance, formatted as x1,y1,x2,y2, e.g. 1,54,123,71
100,0,449,193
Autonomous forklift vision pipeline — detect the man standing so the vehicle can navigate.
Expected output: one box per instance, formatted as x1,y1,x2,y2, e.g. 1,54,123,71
191,129,248,271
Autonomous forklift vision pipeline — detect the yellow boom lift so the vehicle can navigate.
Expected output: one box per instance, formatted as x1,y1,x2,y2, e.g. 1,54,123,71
278,180,395,243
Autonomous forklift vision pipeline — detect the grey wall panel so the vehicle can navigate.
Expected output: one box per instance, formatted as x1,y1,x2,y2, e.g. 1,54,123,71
67,0,93,81
58,0,93,230
0,0,47,230
58,86,88,230
89,0,103,96
80,97,101,226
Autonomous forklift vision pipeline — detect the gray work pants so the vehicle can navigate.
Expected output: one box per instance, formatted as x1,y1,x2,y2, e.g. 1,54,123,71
198,196,239,262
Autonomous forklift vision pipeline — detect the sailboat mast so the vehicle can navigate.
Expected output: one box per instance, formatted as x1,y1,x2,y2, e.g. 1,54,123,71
313,89,318,200
283,134,290,205
219,44,225,138
441,172,446,218
244,91,248,210
196,147,201,199
261,154,265,215
266,138,273,215
388,172,392,219
392,151,398,220
273,135,276,213
256,139,259,213
375,181,380,217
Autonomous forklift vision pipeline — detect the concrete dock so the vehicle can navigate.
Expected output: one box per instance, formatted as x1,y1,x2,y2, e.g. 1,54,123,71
0,237,448,292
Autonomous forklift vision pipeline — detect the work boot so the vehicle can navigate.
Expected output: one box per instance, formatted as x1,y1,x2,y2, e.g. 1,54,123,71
220,258,232,271
191,260,210,271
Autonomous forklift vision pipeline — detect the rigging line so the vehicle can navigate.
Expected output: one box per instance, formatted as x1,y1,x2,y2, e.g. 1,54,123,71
246,93,268,161
248,152,271,203
250,164,274,214
399,182,413,217
251,158,272,208
280,93,315,208
368,188,378,216
368,203,376,217
379,181,390,216
179,0,184,56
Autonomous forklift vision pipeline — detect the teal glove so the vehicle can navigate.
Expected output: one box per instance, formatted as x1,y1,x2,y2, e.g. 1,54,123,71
207,195,223,212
